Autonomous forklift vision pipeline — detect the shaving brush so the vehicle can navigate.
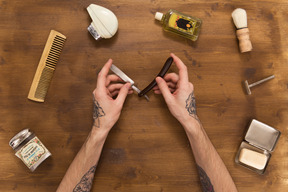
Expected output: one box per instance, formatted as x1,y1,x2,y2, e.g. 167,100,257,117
232,8,252,53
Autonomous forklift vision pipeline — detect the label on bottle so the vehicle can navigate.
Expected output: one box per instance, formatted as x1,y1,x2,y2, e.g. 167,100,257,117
16,136,48,169
168,13,196,34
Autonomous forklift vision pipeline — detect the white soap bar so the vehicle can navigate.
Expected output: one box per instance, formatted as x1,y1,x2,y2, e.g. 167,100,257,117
239,148,268,170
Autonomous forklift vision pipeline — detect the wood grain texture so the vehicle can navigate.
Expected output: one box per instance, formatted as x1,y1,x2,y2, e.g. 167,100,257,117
0,0,287,191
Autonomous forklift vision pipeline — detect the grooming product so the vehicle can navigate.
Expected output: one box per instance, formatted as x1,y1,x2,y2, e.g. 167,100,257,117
9,129,51,172
28,30,66,102
239,148,268,170
155,9,201,41
235,119,281,174
139,57,173,97
87,4,118,40
232,8,252,53
243,75,275,95
110,64,150,101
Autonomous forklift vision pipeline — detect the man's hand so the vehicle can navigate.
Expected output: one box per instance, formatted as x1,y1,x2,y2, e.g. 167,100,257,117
153,53,199,126
92,59,133,131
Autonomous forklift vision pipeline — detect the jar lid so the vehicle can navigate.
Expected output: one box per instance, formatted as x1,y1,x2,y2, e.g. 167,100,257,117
9,129,32,150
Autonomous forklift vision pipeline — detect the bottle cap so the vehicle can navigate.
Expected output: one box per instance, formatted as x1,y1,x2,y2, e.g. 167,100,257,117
155,12,163,21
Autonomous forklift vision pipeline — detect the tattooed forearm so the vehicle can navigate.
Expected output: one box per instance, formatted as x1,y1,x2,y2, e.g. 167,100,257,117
197,164,215,192
185,91,199,122
93,95,105,128
73,164,97,192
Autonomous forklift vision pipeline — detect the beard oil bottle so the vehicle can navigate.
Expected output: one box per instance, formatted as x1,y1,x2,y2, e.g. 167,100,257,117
155,9,202,41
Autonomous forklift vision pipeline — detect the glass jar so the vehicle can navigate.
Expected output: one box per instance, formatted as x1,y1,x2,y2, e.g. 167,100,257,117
9,129,51,171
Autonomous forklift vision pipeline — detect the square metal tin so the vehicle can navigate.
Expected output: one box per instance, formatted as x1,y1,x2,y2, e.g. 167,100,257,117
235,119,281,174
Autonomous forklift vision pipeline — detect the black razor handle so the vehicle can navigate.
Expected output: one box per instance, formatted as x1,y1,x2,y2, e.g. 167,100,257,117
138,57,173,97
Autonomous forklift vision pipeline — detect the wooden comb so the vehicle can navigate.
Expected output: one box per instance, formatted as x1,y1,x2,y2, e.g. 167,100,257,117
28,30,66,102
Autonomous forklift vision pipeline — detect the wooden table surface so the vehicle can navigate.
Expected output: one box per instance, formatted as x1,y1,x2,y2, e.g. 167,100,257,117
1,0,288,191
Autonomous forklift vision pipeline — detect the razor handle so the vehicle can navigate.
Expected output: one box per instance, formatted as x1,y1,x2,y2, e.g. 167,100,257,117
138,57,173,97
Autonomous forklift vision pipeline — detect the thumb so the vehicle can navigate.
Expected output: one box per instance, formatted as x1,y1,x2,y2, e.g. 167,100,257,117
116,83,130,105
155,77,173,101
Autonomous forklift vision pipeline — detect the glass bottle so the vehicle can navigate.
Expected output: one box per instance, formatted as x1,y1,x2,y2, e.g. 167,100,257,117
155,9,202,41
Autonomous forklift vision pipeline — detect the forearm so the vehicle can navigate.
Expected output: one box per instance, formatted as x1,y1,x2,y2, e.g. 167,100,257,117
56,58,130,191
57,126,109,192
183,119,237,192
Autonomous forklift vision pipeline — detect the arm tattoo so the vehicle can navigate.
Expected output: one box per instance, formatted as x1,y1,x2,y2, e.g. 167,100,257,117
197,164,215,192
73,164,97,192
93,95,105,128
185,91,199,122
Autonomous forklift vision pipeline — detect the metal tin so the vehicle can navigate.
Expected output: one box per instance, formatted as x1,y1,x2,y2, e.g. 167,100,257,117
235,119,281,174
9,129,51,172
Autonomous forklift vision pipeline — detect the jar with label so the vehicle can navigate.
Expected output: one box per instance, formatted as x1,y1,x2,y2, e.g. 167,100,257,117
9,129,51,172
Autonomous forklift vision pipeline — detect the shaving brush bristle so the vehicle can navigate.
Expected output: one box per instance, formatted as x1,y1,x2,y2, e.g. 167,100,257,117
232,8,247,29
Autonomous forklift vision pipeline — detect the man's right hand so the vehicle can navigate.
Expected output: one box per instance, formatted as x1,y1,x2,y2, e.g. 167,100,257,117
153,53,200,127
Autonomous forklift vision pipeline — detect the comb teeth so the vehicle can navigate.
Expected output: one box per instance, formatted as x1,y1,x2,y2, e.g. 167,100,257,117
28,30,66,102
45,35,65,70
35,67,54,99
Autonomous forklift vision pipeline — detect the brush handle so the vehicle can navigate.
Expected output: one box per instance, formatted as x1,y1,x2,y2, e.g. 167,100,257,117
236,28,252,53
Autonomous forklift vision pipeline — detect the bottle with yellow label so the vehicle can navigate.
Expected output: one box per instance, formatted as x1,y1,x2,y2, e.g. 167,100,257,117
155,9,202,41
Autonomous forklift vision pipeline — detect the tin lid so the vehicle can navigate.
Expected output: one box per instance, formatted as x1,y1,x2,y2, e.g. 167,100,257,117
245,119,281,152
9,129,32,150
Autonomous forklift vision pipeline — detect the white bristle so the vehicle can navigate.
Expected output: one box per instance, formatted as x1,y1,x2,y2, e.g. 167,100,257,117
232,8,247,29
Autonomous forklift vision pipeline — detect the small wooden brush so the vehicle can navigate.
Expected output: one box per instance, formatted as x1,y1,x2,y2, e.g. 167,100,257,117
232,8,252,53
28,30,66,102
